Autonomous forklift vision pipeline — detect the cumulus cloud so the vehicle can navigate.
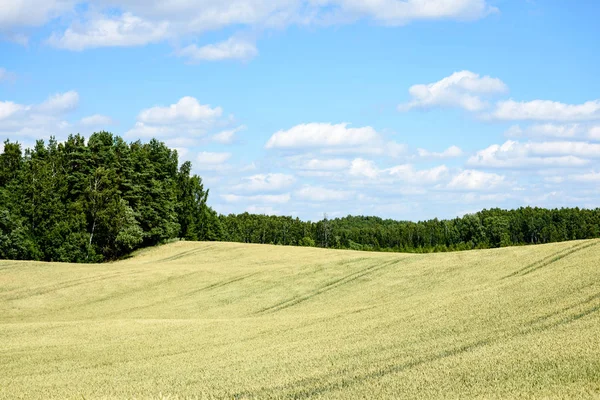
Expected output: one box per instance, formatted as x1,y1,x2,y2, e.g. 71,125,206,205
177,37,258,62
222,193,291,204
233,173,296,192
572,171,600,183
0,91,82,140
589,126,600,140
80,114,114,126
265,122,407,157
387,164,449,184
266,122,378,149
417,145,463,158
295,185,353,202
0,0,75,30
504,124,582,139
467,140,594,168
126,96,228,139
399,70,507,112
36,90,79,113
349,158,379,178
194,152,232,171
47,12,170,50
491,99,600,122
212,126,245,144
297,158,351,171
447,169,505,190
138,96,222,124
197,151,231,165
29,0,497,68
0,101,26,121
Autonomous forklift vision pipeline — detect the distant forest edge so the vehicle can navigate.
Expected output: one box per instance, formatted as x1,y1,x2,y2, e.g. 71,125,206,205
1,133,599,263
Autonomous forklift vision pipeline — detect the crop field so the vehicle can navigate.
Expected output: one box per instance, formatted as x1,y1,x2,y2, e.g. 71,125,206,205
1,240,600,399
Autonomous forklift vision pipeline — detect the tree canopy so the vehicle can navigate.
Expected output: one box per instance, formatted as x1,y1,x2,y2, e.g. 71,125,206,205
0,133,217,262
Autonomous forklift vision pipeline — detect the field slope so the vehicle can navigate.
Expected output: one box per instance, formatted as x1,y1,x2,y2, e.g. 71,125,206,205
1,240,600,399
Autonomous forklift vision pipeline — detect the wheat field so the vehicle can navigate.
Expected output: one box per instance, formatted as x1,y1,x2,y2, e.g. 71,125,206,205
1,240,599,399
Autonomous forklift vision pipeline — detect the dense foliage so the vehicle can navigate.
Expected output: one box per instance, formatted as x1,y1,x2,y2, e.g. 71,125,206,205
217,208,600,252
0,133,219,262
1,133,599,262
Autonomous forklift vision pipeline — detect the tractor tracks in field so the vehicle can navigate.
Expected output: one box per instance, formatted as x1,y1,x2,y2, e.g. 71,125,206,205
503,240,598,279
238,285,600,400
1,269,146,301
151,244,220,263
255,257,405,315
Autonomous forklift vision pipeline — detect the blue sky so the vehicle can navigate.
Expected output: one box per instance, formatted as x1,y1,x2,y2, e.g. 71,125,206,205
1,0,600,221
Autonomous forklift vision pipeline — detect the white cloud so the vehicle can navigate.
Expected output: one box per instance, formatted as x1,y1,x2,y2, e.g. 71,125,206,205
138,96,222,125
447,169,505,190
0,101,27,120
39,0,495,54
80,114,114,126
177,37,258,62
349,158,379,179
505,124,582,139
461,192,512,203
0,0,75,30
589,126,600,140
197,151,231,165
212,126,244,144
387,164,449,184
222,193,291,204
126,96,229,139
233,173,296,192
527,123,580,138
47,12,170,50
266,122,378,149
468,140,593,168
266,122,406,158
298,158,351,171
295,185,352,202
572,171,600,183
492,99,600,122
97,0,306,31
0,91,82,140
36,90,79,113
417,145,463,158
399,70,507,112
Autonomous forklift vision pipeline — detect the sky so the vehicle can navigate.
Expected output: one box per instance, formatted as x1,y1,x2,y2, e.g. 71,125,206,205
1,0,600,221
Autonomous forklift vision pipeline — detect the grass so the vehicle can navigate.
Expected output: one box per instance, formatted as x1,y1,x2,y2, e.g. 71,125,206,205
1,240,599,399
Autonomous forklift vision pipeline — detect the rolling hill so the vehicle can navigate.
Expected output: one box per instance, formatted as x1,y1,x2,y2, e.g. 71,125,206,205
1,240,599,399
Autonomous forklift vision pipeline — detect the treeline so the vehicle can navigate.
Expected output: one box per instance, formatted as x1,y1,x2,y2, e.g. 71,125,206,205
217,208,600,252
2,133,600,263
0,133,220,262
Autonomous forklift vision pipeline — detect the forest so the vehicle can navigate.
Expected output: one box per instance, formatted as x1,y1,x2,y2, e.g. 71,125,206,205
1,133,599,262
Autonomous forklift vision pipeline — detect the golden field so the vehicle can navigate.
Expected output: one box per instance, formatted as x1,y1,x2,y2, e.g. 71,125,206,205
1,240,599,399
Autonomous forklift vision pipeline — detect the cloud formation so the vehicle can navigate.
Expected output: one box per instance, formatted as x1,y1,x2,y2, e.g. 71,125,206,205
447,169,505,190
126,96,228,139
468,140,594,168
399,70,507,112
492,99,600,122
177,37,258,62
5,0,494,62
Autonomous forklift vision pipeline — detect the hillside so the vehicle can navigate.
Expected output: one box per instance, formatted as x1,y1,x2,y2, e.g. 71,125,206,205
1,240,599,399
